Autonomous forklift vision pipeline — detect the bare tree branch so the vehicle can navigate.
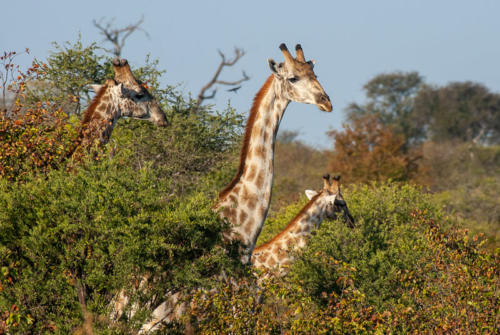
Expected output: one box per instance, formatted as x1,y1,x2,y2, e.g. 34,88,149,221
196,48,250,107
93,16,149,57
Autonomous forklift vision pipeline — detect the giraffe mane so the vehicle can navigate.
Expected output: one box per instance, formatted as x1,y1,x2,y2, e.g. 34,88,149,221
253,191,322,252
63,85,109,160
218,75,275,200
82,84,108,126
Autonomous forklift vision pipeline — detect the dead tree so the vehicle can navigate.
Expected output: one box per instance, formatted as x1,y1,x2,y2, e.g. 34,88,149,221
93,16,149,57
196,48,250,106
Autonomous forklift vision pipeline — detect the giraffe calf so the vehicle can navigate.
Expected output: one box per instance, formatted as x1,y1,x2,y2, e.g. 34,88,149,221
252,174,354,276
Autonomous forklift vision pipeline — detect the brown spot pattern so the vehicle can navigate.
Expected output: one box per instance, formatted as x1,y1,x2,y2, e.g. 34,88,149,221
258,254,267,263
222,207,236,222
246,164,257,181
255,170,265,189
241,186,250,203
255,145,266,159
238,210,248,225
247,197,257,210
244,221,254,236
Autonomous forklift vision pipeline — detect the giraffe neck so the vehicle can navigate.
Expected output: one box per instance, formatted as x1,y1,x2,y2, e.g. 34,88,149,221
216,75,290,262
78,86,121,148
251,193,327,273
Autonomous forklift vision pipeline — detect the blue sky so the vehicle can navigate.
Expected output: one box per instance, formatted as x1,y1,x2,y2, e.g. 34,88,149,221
2,0,499,147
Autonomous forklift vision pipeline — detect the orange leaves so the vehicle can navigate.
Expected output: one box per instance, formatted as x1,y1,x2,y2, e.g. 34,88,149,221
0,51,86,181
0,102,78,181
328,114,415,184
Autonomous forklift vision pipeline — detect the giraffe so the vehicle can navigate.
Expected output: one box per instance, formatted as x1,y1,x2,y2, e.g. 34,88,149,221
116,44,333,332
215,43,332,264
67,58,168,158
252,174,354,276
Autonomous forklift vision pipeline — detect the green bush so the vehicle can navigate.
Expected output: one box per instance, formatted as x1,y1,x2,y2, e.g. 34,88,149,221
0,157,243,334
190,183,498,334
288,182,443,308
110,102,243,196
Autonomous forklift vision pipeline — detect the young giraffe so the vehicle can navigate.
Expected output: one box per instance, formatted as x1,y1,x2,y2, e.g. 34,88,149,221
252,174,354,276
215,43,332,264
67,58,168,158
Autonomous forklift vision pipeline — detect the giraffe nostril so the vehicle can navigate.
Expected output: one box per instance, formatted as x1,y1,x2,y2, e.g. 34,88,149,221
316,94,329,103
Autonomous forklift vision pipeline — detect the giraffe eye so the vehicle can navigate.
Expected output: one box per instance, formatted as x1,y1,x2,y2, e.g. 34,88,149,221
135,92,145,99
288,77,299,83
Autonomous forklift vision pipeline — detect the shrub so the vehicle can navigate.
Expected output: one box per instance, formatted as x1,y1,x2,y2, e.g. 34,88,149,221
0,102,78,181
0,157,242,334
287,183,441,307
110,102,243,196
189,183,498,334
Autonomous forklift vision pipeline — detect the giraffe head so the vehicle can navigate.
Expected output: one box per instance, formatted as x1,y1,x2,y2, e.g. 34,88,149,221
305,174,355,227
90,58,168,126
267,43,332,112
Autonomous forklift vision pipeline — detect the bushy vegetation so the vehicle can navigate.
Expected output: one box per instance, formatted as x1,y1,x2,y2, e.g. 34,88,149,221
191,184,499,334
0,158,246,333
0,40,244,333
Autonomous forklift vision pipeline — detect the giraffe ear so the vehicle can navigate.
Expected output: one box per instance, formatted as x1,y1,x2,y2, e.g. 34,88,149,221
307,60,316,69
268,58,281,78
89,84,103,93
305,190,318,200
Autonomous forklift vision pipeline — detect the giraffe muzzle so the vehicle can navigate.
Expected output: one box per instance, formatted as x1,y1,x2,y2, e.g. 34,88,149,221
150,103,169,127
317,94,332,112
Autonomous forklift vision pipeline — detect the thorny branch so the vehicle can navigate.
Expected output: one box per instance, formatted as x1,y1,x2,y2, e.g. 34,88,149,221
196,48,250,106
93,16,149,57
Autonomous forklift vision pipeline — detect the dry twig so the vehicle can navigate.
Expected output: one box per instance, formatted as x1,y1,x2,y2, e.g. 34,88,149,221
196,48,250,106
93,16,149,57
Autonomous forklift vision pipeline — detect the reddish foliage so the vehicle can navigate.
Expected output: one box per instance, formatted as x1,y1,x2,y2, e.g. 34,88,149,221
328,114,420,184
0,52,101,182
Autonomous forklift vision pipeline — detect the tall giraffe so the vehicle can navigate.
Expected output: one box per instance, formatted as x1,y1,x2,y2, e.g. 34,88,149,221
252,174,354,276
116,44,333,332
68,58,168,158
215,43,332,263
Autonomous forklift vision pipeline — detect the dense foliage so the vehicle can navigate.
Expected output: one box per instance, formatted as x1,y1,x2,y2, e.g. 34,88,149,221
0,158,245,333
194,184,499,334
